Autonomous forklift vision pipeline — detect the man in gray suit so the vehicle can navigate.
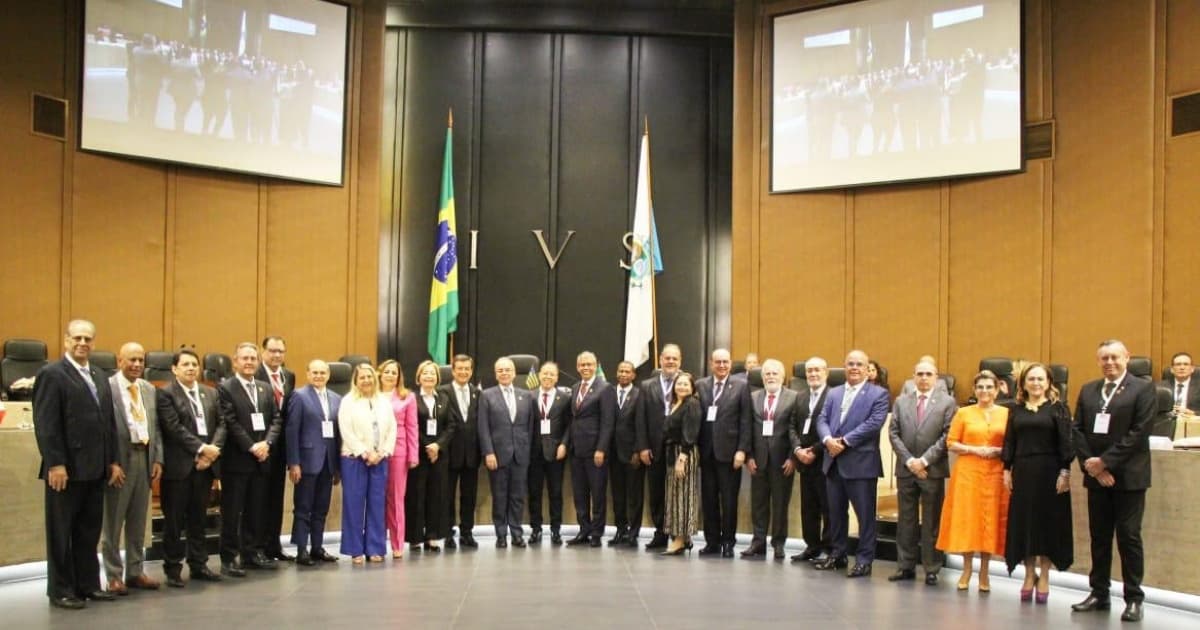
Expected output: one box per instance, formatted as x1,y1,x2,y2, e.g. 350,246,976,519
887,359,956,585
101,342,164,593
478,356,535,548
743,359,800,560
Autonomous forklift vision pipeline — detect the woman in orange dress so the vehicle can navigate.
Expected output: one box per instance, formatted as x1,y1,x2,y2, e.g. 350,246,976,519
936,370,1010,592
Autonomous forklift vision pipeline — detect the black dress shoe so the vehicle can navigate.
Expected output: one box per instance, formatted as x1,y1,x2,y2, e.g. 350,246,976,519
460,534,479,549
740,542,767,558
296,550,315,566
565,535,589,546
311,549,339,563
49,596,85,610
625,537,639,548
246,553,278,569
165,573,185,588
1121,601,1143,622
813,556,848,571
721,543,735,558
773,546,786,560
792,547,822,562
84,590,117,601
191,565,223,581
608,530,629,547
848,563,873,578
530,529,543,544
513,536,527,548
220,562,247,578
445,536,457,549
496,538,508,548
1071,594,1111,612
888,569,916,582
925,573,939,586
644,533,669,550
551,532,563,545
589,536,602,548
271,550,295,562
698,544,722,556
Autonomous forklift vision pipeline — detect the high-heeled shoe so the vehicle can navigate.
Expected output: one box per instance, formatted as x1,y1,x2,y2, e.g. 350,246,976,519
957,575,970,591
978,579,990,593
660,538,689,556
1035,590,1049,604
1020,588,1033,602
352,556,365,565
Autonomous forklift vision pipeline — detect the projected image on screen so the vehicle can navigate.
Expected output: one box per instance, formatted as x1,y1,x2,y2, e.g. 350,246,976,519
772,0,1022,192
82,0,348,185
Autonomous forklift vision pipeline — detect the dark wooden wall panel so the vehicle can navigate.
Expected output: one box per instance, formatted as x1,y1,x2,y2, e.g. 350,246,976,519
553,34,634,375
474,32,555,372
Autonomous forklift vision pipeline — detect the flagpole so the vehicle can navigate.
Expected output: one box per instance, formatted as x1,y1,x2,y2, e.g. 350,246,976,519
447,107,454,364
644,116,660,371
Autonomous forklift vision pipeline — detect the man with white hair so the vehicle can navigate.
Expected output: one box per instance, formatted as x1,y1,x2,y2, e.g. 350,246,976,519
742,359,799,560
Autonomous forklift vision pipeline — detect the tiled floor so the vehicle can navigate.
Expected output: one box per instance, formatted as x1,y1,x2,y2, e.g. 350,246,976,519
3,536,1197,629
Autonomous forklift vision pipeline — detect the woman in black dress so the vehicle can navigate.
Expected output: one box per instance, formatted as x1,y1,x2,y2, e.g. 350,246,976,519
661,372,701,556
1002,362,1073,603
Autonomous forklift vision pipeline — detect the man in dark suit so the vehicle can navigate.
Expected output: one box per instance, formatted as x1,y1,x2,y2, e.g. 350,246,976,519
217,342,282,576
1162,351,1200,415
33,319,121,609
565,351,616,547
696,348,751,558
815,349,890,577
1071,340,1156,623
636,343,682,550
285,359,341,566
743,359,799,560
527,362,571,545
789,356,832,563
609,360,643,547
101,342,164,594
256,335,295,562
887,359,956,585
441,354,481,549
477,357,535,548
154,349,223,587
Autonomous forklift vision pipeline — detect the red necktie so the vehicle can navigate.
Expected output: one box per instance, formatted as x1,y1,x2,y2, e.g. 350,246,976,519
577,381,589,410
541,392,549,419
766,393,776,421
917,394,927,425
270,372,283,408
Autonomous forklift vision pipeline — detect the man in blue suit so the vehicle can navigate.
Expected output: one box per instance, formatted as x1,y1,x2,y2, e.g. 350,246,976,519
815,349,890,577
565,351,616,548
285,359,341,566
478,357,535,548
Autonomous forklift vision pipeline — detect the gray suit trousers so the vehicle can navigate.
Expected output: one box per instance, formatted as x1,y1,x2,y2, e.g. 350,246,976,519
102,444,151,579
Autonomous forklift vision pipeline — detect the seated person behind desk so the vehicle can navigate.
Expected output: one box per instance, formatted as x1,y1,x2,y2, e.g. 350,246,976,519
1163,352,1200,417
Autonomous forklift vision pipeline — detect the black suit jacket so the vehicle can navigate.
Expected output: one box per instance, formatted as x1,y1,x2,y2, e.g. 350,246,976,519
695,376,752,462
439,382,480,469
565,380,616,457
789,387,828,463
635,373,675,455
33,358,117,481
415,390,457,454
749,388,800,467
156,380,224,481
1072,373,1155,491
1159,373,1200,413
218,376,282,474
531,387,572,462
612,385,641,463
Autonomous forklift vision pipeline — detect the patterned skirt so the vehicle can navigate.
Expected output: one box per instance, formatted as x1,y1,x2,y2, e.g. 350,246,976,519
663,444,699,537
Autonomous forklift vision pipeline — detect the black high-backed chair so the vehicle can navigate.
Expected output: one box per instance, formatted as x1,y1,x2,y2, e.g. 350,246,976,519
1151,386,1177,439
144,351,175,383
507,354,540,390
1049,364,1069,402
746,367,763,390
979,357,1016,402
1161,366,1173,382
1,338,48,401
938,374,957,399
438,364,453,386
731,360,746,376
203,353,232,384
339,354,372,368
327,362,353,396
1128,356,1153,381
826,367,847,389
90,350,118,379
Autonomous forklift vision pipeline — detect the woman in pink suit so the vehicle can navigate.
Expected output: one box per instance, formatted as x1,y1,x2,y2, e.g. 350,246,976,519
379,360,419,558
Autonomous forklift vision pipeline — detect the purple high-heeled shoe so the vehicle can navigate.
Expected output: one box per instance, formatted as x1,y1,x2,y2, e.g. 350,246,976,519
1020,588,1033,602
1035,590,1049,604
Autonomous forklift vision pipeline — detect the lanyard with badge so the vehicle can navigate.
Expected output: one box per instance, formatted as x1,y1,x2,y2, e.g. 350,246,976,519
707,381,726,422
246,381,266,431
189,388,208,436
319,390,335,438
540,391,553,435
426,396,438,436
762,393,777,436
1094,379,1120,435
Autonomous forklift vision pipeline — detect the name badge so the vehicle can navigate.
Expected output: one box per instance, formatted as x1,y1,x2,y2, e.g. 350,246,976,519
802,417,812,435
541,418,552,435
196,417,208,437
426,419,438,436
707,406,718,422
321,420,335,439
762,420,775,436
251,412,265,431
1094,412,1111,435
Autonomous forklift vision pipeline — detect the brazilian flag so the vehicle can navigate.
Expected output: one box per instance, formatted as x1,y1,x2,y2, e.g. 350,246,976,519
427,114,459,365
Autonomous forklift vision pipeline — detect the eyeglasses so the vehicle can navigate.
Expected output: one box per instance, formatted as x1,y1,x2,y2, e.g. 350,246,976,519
915,372,935,377
69,335,94,343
